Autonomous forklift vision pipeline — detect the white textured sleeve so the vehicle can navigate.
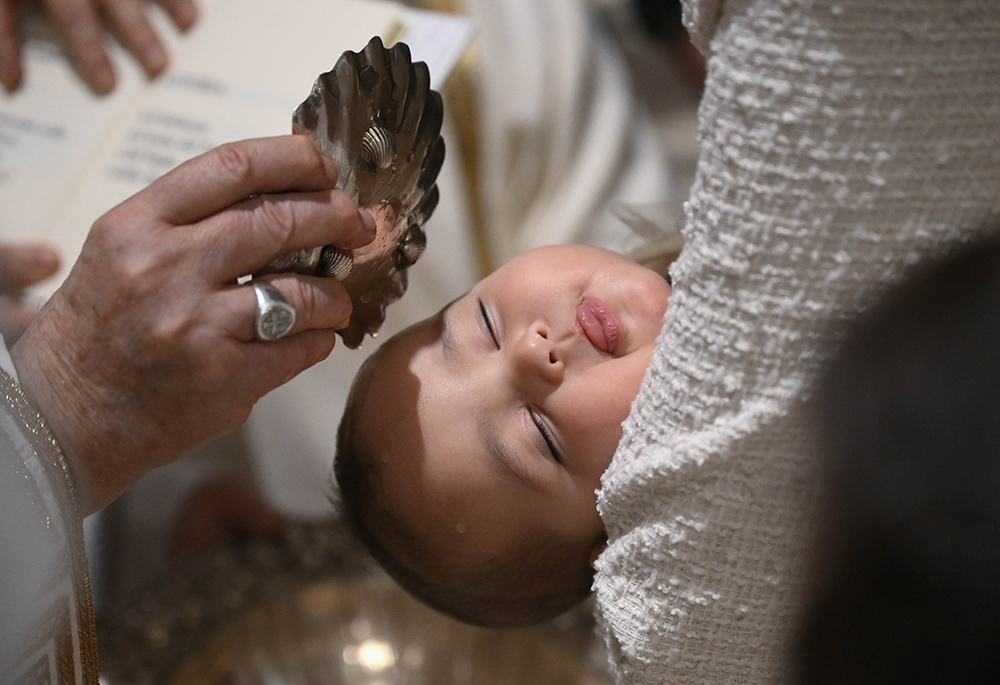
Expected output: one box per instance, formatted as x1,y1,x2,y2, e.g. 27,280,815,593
681,0,724,56
594,1,1000,682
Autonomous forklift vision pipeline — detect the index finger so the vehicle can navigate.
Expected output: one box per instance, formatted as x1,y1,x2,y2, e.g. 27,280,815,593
0,0,23,92
43,0,115,93
143,136,340,226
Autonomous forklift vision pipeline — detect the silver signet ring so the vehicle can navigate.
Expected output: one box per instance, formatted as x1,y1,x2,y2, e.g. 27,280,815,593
252,281,296,341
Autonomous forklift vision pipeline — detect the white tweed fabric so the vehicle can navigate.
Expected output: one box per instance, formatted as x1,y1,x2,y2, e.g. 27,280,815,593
594,1,1000,682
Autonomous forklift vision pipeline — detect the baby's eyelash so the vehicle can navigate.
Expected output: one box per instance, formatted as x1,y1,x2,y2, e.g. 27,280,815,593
529,408,561,463
479,299,500,348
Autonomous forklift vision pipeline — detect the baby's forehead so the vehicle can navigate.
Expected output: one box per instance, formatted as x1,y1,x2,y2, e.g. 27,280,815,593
360,314,439,391
352,337,422,447
354,313,461,474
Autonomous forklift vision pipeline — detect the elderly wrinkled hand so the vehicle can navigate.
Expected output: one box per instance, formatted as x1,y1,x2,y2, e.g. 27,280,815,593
0,241,59,344
11,134,375,514
0,0,197,94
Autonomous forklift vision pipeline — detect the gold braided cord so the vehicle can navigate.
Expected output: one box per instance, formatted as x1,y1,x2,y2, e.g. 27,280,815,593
1,369,97,685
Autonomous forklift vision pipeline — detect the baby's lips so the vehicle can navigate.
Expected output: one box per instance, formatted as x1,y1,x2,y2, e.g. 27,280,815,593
577,298,621,355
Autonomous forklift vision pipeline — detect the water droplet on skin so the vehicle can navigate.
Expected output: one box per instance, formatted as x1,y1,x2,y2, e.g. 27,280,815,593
360,293,372,303
455,521,467,534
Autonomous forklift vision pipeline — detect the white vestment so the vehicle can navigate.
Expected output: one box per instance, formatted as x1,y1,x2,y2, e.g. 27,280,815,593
0,339,96,684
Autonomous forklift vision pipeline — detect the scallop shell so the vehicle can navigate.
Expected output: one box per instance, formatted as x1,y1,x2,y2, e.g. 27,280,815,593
360,126,395,171
396,225,426,268
264,246,324,275
265,36,445,349
319,246,354,280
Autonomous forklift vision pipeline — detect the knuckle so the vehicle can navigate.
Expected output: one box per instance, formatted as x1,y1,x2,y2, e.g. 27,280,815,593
322,192,366,241
88,212,161,286
329,284,353,328
211,142,254,185
267,331,335,386
288,331,334,375
292,134,321,162
334,304,352,331
293,279,318,327
147,316,187,349
327,189,357,218
306,142,331,176
119,239,166,289
118,257,159,294
89,208,124,242
289,135,334,185
136,307,194,352
255,199,297,250
305,330,337,365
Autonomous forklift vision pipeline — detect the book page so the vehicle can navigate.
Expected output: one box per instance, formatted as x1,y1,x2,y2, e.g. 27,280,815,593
1,0,407,293
0,4,204,241
45,0,405,290
398,6,476,91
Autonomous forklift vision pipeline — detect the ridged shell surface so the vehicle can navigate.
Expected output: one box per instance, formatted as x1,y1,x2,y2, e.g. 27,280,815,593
397,225,426,268
267,36,445,348
360,126,395,171
319,247,355,281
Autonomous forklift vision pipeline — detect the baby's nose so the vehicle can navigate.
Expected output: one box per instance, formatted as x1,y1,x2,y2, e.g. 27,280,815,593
512,324,564,388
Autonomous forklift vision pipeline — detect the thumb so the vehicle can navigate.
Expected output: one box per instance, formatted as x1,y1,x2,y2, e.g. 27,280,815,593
0,243,60,290
328,197,376,250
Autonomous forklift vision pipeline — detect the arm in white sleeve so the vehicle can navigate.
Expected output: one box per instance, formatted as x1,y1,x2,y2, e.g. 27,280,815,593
594,1,1000,682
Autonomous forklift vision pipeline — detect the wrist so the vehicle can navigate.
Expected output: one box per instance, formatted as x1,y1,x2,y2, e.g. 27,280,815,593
10,309,113,515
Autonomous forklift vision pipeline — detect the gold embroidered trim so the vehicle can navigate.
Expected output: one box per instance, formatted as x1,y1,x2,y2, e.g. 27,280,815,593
1,369,97,685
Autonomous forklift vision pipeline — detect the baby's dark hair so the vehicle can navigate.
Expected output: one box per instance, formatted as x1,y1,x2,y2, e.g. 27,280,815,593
333,351,595,628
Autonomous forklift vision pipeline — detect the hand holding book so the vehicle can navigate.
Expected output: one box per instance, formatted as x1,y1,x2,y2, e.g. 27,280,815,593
0,0,197,94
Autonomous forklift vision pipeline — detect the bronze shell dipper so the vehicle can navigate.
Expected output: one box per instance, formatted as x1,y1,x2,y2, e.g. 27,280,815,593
264,36,445,349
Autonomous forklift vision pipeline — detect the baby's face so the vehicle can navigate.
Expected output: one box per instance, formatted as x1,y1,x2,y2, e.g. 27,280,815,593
360,245,671,568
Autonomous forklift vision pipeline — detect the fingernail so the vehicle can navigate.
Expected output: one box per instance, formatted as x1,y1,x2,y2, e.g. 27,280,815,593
359,209,376,235
176,2,198,29
92,65,115,94
322,154,340,185
1,66,20,93
144,44,168,77
336,300,354,330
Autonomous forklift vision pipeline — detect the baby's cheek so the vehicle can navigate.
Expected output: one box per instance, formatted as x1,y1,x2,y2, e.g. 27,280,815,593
559,362,640,439
563,402,627,469
600,360,648,411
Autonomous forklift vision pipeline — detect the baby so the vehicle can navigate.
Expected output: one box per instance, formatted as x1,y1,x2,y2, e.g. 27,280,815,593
334,244,672,627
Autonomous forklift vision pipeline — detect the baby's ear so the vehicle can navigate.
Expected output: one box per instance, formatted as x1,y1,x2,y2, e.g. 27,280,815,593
589,535,608,569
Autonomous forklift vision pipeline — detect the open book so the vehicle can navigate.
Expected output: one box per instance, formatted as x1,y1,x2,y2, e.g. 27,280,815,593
0,0,473,293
